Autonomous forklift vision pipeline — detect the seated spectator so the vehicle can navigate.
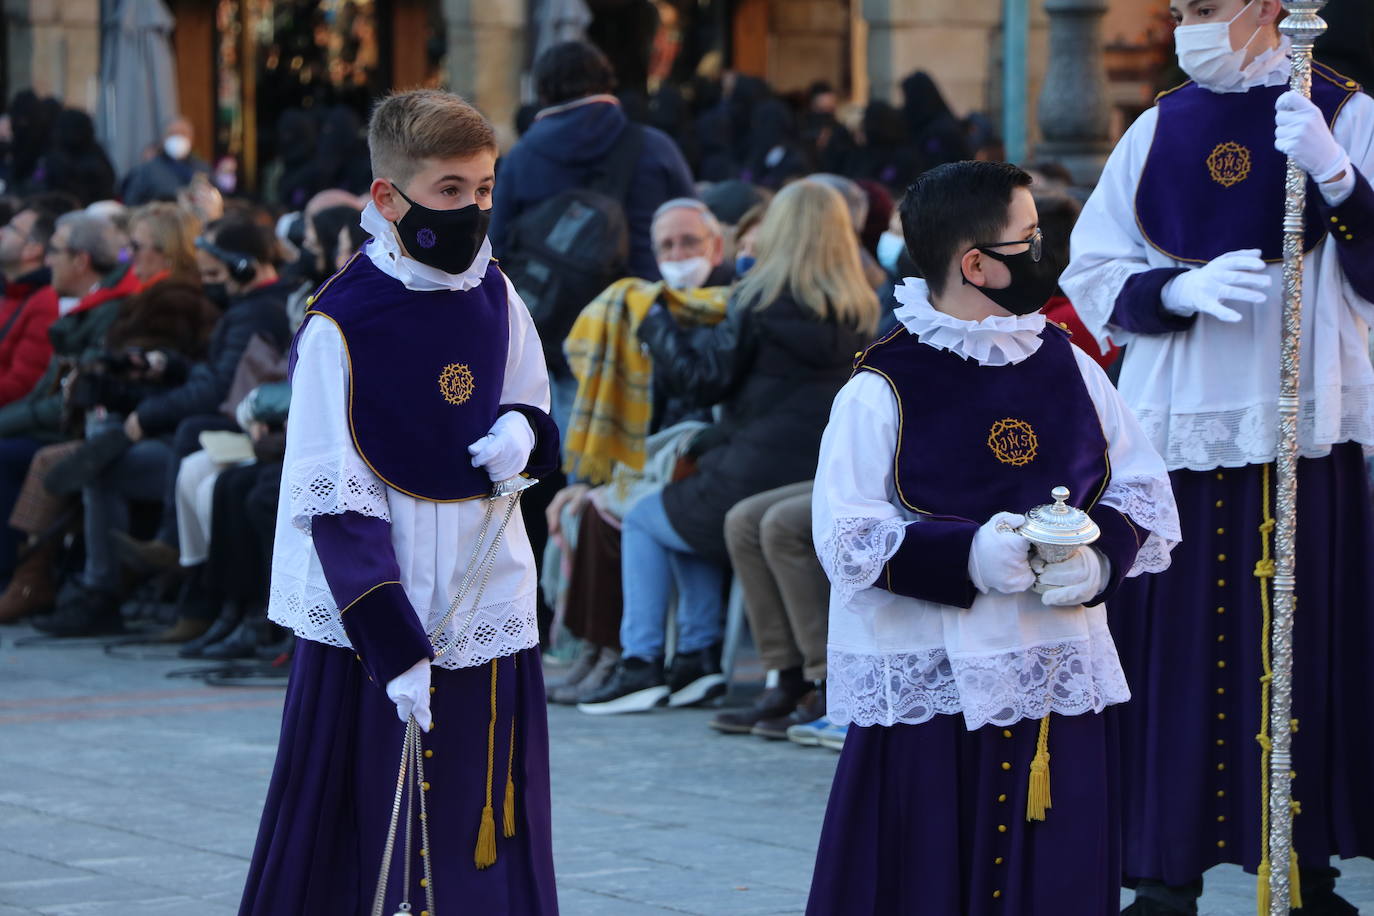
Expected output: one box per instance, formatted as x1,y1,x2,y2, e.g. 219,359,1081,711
700,179,769,262
32,214,290,638
26,109,116,206
0,199,67,409
122,116,210,206
711,481,831,739
0,212,141,617
731,202,767,277
1033,188,1121,372
808,173,888,290
576,179,879,714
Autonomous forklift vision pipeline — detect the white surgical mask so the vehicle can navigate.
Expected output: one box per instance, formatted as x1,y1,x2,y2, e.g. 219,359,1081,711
658,256,713,291
1174,1,1274,93
164,134,192,160
876,231,906,274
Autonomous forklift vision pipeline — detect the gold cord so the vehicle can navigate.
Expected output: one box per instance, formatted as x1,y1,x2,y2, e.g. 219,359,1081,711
475,658,498,869
1026,714,1052,821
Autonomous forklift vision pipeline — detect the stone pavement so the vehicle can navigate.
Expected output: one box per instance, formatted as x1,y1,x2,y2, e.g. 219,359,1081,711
0,628,1371,915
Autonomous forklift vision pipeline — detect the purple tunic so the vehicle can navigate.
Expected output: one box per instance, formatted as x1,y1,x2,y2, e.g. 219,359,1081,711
807,711,1121,916
1109,444,1374,884
239,642,558,915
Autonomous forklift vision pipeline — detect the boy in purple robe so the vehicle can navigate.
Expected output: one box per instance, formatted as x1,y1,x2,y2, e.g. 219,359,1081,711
807,160,1180,916
1061,0,1374,911
239,90,561,915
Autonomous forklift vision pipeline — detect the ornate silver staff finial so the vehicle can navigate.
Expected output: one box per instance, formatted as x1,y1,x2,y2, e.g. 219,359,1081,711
1265,3,1327,913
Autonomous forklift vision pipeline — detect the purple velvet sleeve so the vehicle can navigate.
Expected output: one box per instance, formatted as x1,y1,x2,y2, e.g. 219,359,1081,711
499,403,561,479
876,518,981,609
1316,166,1374,303
1084,505,1145,607
310,511,434,687
1109,267,1195,335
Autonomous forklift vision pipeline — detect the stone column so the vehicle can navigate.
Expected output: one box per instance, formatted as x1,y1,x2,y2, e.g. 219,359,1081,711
4,0,101,111
444,0,528,150
1034,0,1112,183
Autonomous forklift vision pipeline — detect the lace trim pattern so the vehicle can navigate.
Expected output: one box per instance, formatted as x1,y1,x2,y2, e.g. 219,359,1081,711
817,516,910,607
268,566,539,670
286,455,391,534
828,633,1131,731
1099,474,1181,576
1073,259,1146,352
892,278,1047,366
1135,384,1374,472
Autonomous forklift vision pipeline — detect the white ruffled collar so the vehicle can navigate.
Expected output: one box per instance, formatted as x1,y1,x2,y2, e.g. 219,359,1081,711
360,201,493,292
891,277,1046,367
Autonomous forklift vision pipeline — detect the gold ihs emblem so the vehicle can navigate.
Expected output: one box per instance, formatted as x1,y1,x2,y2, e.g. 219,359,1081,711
1206,142,1252,188
988,418,1039,467
438,363,476,406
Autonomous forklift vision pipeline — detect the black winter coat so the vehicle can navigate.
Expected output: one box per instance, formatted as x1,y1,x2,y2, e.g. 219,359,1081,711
637,293,869,564
136,280,292,436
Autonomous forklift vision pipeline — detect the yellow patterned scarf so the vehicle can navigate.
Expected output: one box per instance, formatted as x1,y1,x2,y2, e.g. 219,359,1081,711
562,278,730,484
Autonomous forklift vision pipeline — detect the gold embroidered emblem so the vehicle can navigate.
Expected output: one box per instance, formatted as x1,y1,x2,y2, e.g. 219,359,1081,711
1206,142,1252,188
438,363,475,406
987,418,1039,467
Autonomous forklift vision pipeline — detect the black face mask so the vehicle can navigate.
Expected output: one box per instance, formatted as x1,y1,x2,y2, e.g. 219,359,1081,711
390,183,491,275
962,242,1059,317
203,281,230,310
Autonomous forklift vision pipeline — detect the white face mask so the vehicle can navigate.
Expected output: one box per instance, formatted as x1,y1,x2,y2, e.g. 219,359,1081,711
164,134,192,160
1174,1,1274,93
658,256,713,291
876,231,906,274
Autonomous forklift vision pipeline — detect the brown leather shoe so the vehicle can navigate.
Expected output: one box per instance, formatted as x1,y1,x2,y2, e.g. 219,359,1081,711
0,541,58,623
751,684,827,740
111,531,181,575
709,669,810,734
150,615,213,644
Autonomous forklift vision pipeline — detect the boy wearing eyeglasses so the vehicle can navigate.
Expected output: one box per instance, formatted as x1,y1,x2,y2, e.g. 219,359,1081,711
1060,1,1374,910
807,160,1179,915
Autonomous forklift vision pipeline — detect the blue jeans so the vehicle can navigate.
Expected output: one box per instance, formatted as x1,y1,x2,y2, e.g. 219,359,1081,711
619,490,727,662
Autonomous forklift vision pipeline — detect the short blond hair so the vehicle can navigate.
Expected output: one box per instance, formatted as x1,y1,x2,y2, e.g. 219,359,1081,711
367,90,498,189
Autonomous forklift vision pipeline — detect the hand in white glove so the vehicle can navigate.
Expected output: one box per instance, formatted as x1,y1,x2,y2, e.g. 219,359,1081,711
968,512,1035,595
1032,548,1111,608
1275,90,1350,183
386,657,432,732
467,411,535,482
1161,249,1270,322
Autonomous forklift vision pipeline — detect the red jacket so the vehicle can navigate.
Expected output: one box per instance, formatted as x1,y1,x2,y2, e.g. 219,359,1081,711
0,273,60,407
1043,295,1120,372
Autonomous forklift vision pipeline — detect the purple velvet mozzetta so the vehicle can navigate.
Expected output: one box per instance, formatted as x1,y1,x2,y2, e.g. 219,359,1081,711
1134,63,1359,265
301,253,511,502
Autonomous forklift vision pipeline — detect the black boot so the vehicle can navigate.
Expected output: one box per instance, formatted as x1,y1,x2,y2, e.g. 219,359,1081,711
201,616,275,660
1294,866,1359,915
709,667,808,734
1123,878,1203,915
178,603,244,658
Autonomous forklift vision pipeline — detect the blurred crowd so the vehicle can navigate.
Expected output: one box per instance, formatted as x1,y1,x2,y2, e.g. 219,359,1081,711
0,39,1111,753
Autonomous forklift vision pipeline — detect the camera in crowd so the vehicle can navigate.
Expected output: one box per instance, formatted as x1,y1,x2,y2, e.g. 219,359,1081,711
64,347,190,418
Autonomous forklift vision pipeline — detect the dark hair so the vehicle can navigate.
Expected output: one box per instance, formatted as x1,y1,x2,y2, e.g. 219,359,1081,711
311,204,363,272
1031,189,1081,295
20,191,78,250
209,215,274,265
534,40,616,106
899,160,1033,297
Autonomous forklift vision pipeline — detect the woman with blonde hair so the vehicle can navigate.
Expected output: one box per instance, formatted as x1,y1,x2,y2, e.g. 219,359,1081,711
579,179,879,715
127,201,201,286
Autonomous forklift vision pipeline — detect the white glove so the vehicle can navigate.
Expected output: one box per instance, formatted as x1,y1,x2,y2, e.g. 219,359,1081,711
1161,249,1270,322
467,411,535,482
386,658,433,732
1032,548,1111,608
968,512,1035,595
1275,90,1350,183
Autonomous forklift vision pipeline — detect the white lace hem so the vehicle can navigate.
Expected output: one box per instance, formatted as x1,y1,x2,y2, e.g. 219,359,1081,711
1099,474,1181,576
1135,384,1374,472
816,516,910,608
827,633,1131,731
286,455,392,534
267,566,539,670
892,277,1047,367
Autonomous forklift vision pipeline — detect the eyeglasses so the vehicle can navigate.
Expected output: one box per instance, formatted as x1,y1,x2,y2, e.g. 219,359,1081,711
975,227,1043,263
653,234,708,258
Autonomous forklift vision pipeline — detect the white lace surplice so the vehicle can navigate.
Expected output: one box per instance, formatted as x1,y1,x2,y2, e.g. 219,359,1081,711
815,294,1180,730
267,224,550,670
1059,68,1374,472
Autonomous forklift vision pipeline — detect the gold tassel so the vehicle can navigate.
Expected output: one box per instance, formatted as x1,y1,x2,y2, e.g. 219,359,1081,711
475,659,499,869
503,718,517,838
1025,715,1052,822
1257,860,1271,916
1289,848,1302,910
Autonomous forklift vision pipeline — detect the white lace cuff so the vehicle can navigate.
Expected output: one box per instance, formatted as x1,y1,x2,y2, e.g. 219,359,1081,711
817,516,909,608
1098,474,1182,576
286,454,391,534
